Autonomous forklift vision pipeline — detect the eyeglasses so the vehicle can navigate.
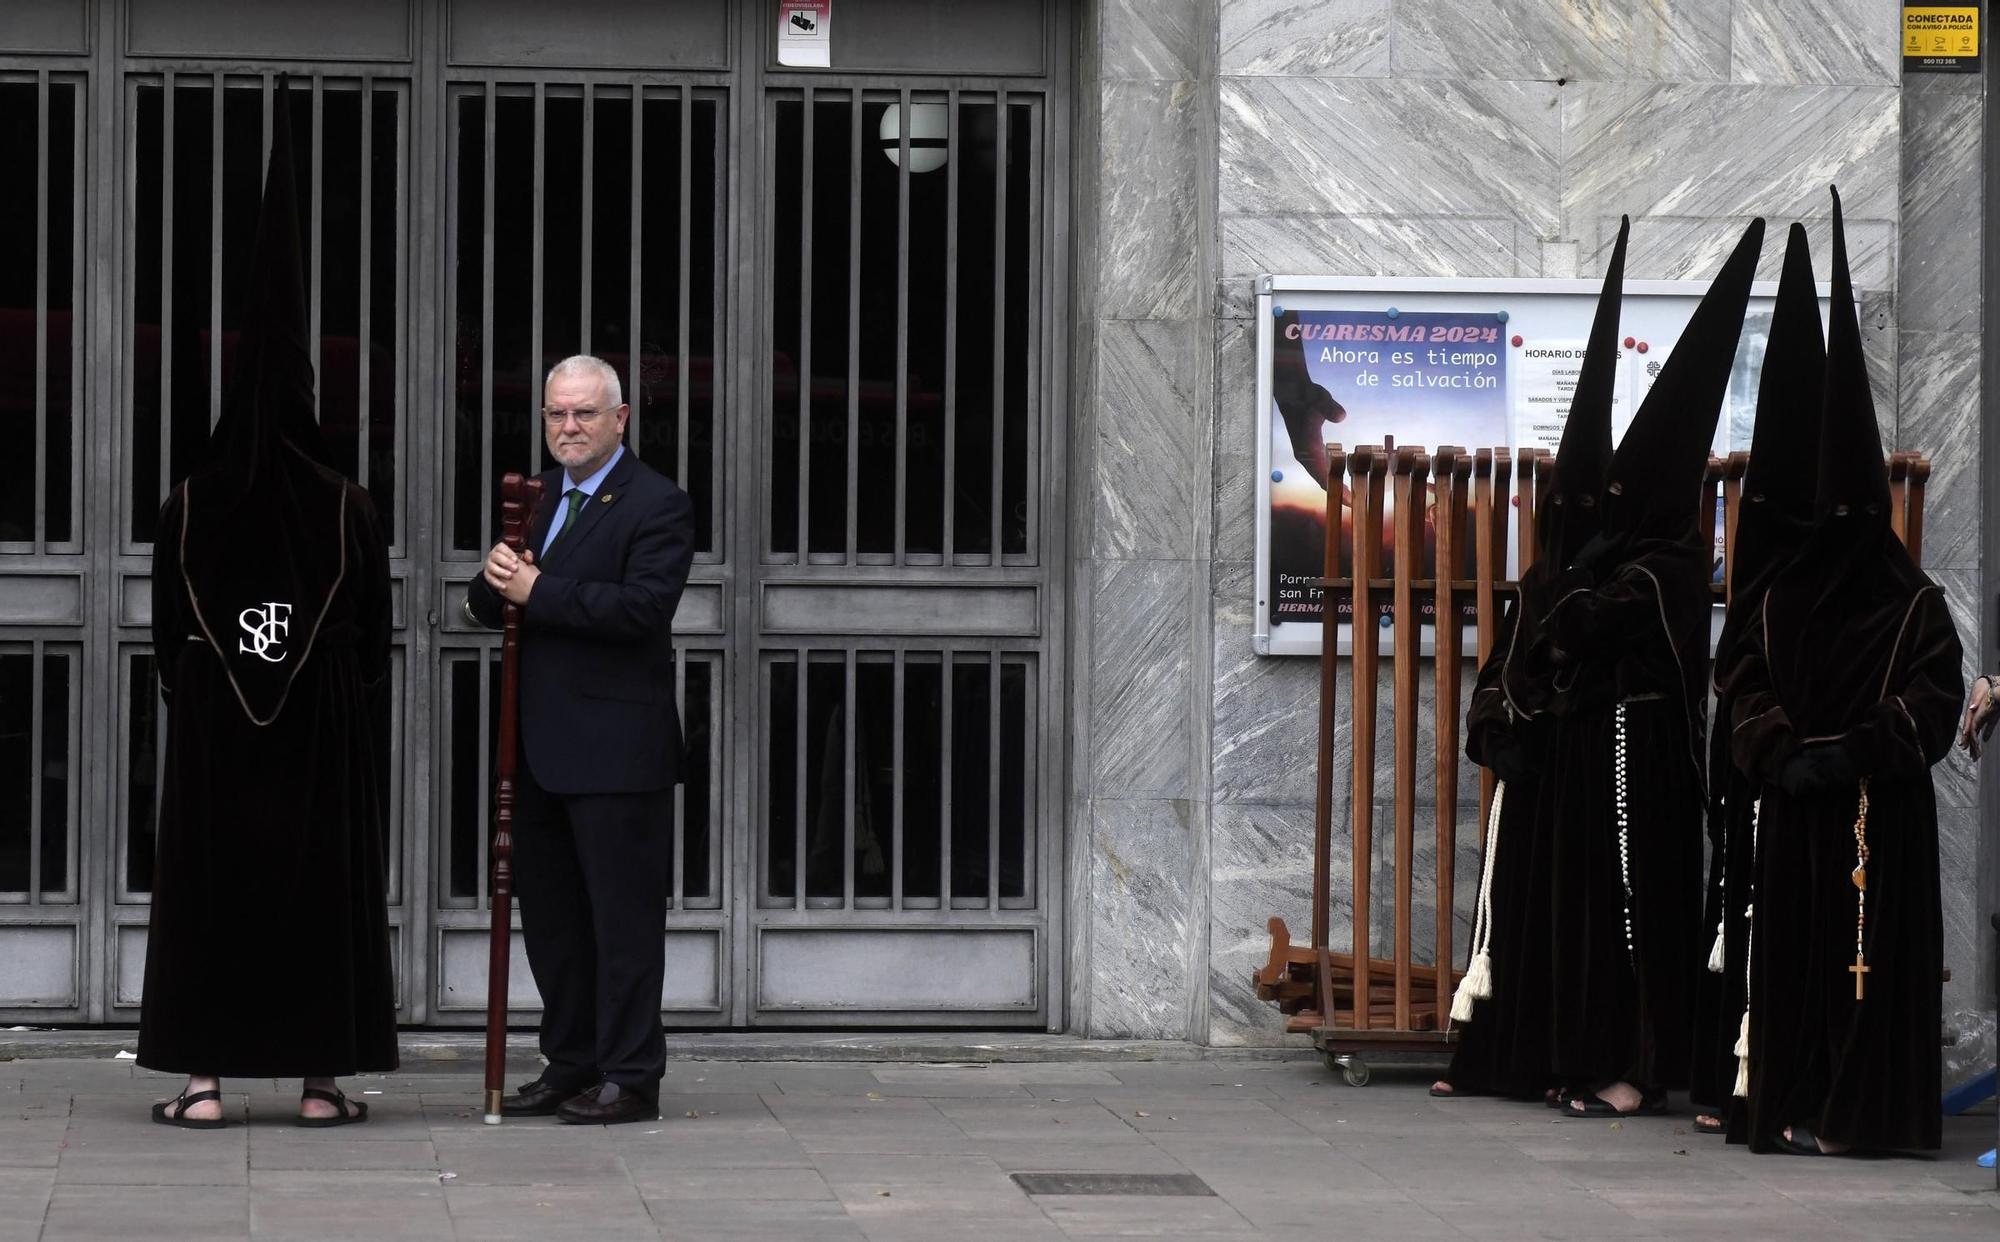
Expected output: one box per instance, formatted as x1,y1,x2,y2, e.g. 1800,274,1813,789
541,406,605,427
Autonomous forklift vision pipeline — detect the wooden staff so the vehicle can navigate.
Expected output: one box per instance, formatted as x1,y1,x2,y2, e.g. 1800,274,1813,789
1390,448,1425,1030
1347,446,1388,1029
1433,447,1468,1018
1720,452,1749,601
485,472,542,1124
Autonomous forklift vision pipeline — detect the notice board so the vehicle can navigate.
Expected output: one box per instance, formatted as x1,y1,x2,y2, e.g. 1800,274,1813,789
1252,274,1832,657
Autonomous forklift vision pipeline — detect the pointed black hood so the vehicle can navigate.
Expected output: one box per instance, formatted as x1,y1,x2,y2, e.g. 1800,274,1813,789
204,74,334,498
1713,222,1823,702
1539,215,1627,564
1601,218,1764,545
172,77,353,726
1759,186,1945,738
1812,187,1891,528
1731,223,1826,592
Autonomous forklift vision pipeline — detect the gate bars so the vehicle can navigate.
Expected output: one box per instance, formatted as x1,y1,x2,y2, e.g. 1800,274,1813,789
1253,444,1931,1077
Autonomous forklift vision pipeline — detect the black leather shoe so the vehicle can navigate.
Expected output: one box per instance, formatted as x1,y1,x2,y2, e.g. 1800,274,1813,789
556,1080,659,1126
500,1076,591,1118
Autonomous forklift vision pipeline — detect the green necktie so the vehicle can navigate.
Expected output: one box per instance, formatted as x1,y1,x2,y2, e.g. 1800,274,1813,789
549,488,587,551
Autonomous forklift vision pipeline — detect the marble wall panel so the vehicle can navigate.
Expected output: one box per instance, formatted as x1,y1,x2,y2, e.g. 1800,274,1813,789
1087,798,1198,1038
1576,213,1896,291
1898,331,1982,572
1857,287,1900,450
1100,80,1204,321
1899,90,1982,334
1090,558,1195,799
1207,801,1323,1045
1562,84,1899,225
1219,78,1561,235
1211,561,1328,806
1096,320,1203,560
1927,568,1983,812
1390,0,1629,82
1218,0,1390,77
1205,799,1483,1046
1938,805,1995,1084
1628,0,1733,83
1731,0,1898,86
1100,0,1205,82
1213,322,1259,563
1215,214,1532,319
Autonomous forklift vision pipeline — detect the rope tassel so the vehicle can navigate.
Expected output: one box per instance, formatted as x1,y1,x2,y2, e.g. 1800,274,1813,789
1450,781,1507,1024
1733,798,1761,1100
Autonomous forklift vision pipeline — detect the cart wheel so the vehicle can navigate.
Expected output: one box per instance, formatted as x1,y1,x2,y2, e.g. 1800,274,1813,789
1321,1050,1342,1075
1339,1057,1371,1088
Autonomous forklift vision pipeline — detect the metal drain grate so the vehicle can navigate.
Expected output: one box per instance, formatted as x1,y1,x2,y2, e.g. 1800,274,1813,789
1010,1173,1215,1197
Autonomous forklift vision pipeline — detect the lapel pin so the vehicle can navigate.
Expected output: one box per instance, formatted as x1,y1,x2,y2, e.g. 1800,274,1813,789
600,493,615,503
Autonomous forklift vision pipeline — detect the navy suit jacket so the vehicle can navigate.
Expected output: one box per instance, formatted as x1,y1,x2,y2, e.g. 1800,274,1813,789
467,450,695,794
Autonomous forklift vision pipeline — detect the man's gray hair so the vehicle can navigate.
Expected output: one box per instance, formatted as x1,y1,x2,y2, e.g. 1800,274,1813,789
545,354,624,408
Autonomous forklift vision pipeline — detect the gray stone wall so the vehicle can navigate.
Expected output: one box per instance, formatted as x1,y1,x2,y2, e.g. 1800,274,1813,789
1070,0,1991,1078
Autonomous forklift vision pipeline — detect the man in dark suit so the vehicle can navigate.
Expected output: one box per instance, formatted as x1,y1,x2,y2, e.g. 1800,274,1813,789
466,353,694,1125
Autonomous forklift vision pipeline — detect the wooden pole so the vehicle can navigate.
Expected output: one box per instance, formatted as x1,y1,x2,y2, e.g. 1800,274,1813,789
1390,448,1424,1030
1311,446,1348,954
1348,446,1387,1029
484,472,541,1124
1433,447,1467,1008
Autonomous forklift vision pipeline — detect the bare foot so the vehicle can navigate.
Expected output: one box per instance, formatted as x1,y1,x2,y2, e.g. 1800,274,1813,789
1431,1080,1454,1095
1783,1125,1851,1154
300,1076,343,1120
1571,1080,1642,1114
160,1075,223,1122
1695,1113,1723,1130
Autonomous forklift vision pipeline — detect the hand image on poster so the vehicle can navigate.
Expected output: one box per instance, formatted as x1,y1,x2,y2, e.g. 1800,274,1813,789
1267,308,1508,634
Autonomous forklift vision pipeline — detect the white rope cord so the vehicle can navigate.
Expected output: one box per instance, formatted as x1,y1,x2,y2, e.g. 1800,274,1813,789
1707,794,1728,974
1733,796,1760,1099
1614,703,1634,966
1450,779,1506,1024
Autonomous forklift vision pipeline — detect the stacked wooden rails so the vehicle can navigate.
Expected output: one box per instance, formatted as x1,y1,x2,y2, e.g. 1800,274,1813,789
1254,443,1931,1085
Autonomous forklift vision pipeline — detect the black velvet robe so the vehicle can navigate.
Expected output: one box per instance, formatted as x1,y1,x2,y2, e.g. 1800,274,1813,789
137,471,399,1078
1726,573,1960,1152
1442,597,1558,1099
1540,538,1711,1092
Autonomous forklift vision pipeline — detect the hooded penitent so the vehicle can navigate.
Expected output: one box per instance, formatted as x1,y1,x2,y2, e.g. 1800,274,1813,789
137,79,399,1079
173,75,347,725
1690,223,1824,1112
1442,218,1628,1098
1493,216,1629,724
1538,218,1763,1101
1728,188,1961,1154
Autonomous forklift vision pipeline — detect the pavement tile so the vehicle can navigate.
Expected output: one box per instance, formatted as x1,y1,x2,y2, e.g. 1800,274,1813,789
646,1196,866,1240
443,1183,655,1240
41,1183,250,1240
619,1135,816,1170
873,1066,1122,1087
808,1152,1015,1188
248,1137,438,1171
1029,1192,1258,1237
247,1169,453,1238
1096,1097,1312,1137
979,1142,1192,1174
427,1144,630,1187
627,1163,834,1200
0,1167,55,1236
934,1099,1144,1142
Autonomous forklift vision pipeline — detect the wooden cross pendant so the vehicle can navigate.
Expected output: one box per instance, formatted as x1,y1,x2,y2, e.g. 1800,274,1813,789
1849,959,1870,1000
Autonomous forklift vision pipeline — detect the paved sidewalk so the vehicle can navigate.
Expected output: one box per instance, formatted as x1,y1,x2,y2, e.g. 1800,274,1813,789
0,1053,1992,1240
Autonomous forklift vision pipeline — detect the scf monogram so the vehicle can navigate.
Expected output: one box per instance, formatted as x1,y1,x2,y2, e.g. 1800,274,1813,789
238,602,293,664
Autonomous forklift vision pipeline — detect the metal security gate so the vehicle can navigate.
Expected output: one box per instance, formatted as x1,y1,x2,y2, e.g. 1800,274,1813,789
0,0,1067,1029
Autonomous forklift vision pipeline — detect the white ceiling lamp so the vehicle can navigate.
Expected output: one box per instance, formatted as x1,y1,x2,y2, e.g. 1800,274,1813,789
878,102,948,173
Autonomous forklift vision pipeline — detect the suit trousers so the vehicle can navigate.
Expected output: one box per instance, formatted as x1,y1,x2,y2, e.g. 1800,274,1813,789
512,765,671,1097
